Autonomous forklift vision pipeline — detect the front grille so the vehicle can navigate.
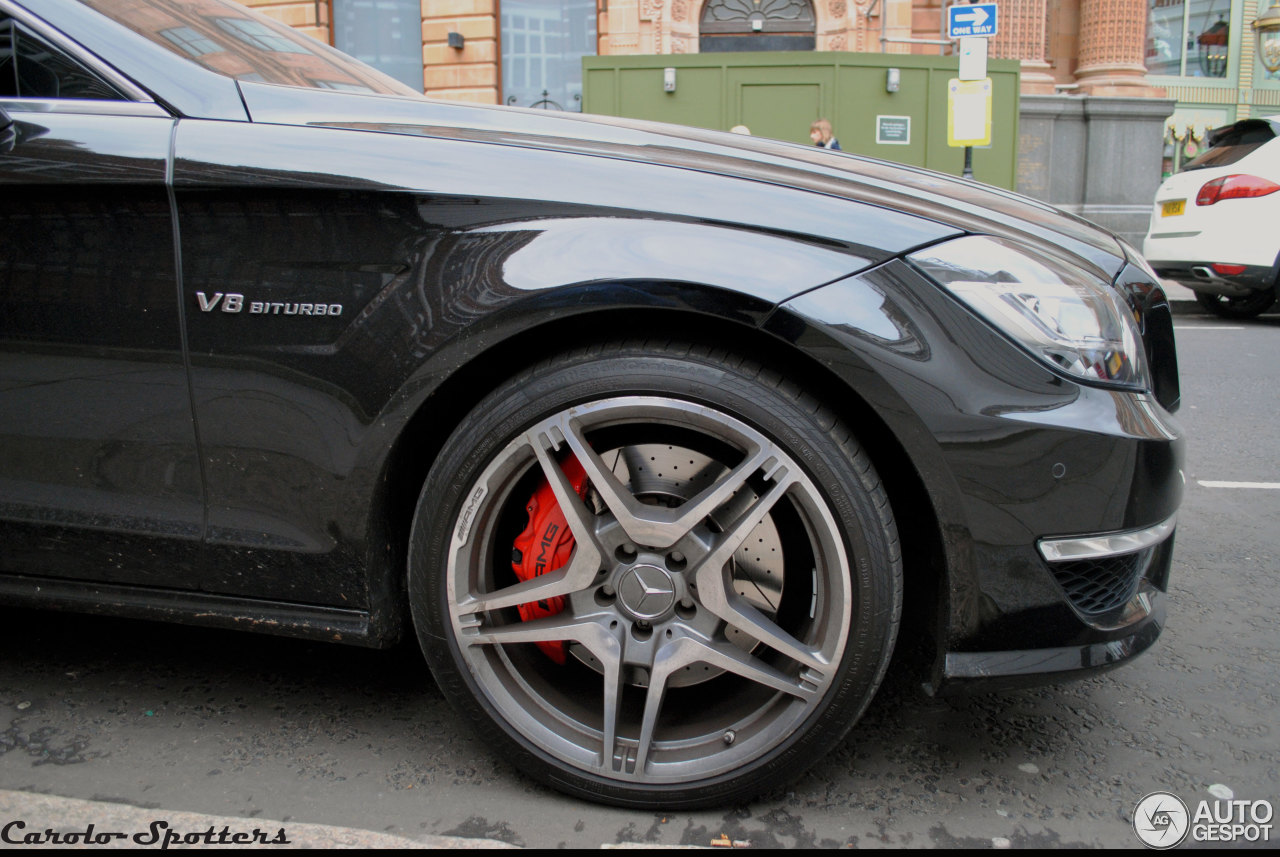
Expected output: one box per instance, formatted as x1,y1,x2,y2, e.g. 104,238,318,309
1048,549,1152,615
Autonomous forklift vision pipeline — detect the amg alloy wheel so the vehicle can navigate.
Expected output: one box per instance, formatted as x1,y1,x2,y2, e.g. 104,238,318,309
409,343,900,807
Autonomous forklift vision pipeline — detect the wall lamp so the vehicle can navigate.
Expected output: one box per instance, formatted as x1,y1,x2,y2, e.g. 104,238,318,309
1254,0,1280,73
447,31,465,49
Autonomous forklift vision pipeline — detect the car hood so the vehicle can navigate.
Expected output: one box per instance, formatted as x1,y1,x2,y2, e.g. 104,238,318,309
238,82,1127,280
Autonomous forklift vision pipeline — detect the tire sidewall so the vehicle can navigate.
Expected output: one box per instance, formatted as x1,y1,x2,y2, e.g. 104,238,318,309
1195,287,1277,319
409,345,900,808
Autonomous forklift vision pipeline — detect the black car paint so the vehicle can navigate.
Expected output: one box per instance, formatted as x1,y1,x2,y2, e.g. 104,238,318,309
770,260,1182,690
168,115,946,619
0,110,204,591
0,0,1183,691
233,81,1126,278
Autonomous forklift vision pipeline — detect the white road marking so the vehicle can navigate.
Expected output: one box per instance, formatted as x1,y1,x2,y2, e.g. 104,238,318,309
1198,480,1280,489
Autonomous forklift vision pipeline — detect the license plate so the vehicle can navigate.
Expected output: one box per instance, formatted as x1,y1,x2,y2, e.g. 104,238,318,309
1161,199,1186,217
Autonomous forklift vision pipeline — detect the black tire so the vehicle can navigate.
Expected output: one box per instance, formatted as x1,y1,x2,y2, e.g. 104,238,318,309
408,341,901,808
1194,288,1277,319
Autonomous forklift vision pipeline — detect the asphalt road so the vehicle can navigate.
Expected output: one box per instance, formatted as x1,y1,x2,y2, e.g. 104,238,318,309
1,301,1277,849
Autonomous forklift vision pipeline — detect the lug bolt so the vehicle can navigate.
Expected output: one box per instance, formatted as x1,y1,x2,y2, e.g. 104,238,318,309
723,730,736,746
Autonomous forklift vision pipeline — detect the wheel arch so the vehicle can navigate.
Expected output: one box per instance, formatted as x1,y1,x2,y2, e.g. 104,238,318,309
366,298,949,678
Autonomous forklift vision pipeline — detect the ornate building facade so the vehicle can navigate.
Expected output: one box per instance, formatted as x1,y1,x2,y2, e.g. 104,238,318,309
242,0,1277,126
238,1,1183,104
241,1,1275,127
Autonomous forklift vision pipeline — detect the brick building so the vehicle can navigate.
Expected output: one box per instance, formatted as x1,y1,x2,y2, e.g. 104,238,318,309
244,1,1279,132
240,1,1176,102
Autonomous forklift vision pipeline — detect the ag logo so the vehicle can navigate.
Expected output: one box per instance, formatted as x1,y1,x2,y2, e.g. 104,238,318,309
1134,792,1190,849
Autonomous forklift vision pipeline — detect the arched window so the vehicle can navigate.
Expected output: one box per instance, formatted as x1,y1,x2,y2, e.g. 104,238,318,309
700,0,816,52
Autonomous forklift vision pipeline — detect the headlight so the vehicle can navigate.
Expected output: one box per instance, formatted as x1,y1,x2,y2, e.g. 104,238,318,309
908,236,1149,389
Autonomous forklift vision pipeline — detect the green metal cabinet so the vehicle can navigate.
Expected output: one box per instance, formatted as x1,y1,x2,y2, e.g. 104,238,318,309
583,52,1020,189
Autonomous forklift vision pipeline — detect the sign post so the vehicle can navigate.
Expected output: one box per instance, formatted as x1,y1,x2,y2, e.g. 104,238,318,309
946,3,998,179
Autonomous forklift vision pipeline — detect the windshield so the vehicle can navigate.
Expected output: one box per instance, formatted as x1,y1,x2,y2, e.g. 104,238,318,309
76,0,421,97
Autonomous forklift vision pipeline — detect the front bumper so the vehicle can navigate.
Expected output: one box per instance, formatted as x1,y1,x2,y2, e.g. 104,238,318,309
932,598,1165,694
928,526,1176,695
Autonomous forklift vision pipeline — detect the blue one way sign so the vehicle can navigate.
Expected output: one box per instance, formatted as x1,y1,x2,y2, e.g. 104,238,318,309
947,3,998,38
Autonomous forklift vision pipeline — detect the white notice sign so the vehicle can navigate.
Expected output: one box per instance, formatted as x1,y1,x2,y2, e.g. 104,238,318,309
958,36,988,81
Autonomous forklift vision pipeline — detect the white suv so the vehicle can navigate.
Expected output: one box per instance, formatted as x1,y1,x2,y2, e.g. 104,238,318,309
1144,116,1280,318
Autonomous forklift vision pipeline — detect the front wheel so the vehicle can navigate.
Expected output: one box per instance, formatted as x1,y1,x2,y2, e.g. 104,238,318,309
409,342,901,807
1194,288,1277,319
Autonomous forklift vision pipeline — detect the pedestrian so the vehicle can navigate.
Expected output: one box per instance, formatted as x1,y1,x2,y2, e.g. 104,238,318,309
809,118,841,151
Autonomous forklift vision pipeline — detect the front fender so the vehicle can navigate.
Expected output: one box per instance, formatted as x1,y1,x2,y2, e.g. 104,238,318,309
468,216,872,304
172,119,955,631
768,259,1184,688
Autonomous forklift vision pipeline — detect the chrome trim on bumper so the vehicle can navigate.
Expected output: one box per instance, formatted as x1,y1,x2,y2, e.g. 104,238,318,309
1037,514,1177,562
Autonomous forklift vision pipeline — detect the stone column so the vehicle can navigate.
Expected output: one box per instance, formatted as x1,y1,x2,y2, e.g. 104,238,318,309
989,0,1055,95
1074,0,1165,96
1017,95,1086,205
1018,94,1175,247
1078,97,1176,244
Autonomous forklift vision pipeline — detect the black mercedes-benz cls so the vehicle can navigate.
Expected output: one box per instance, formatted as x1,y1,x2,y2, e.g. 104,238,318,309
0,0,1183,808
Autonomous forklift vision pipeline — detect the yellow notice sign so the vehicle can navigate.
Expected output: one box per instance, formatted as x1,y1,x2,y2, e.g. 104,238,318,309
947,78,992,147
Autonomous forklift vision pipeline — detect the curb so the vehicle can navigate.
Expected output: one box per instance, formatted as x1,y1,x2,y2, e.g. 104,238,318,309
0,790,516,850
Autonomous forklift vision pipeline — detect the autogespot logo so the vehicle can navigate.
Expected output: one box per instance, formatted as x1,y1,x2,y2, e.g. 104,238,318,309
1134,792,1191,849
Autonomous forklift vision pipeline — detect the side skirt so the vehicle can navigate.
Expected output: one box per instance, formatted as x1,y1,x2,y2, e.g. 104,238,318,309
0,574,378,647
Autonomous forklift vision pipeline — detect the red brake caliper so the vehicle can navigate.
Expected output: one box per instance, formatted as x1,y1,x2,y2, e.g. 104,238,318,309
510,453,588,665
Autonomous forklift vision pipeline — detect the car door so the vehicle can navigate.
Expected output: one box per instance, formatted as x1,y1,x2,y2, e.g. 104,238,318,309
0,11,204,589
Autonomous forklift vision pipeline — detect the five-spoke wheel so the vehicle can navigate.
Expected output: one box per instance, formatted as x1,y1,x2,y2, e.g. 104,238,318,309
410,343,900,807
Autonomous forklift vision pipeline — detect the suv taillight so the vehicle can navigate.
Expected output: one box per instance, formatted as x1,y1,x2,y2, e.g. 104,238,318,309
1196,174,1280,205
